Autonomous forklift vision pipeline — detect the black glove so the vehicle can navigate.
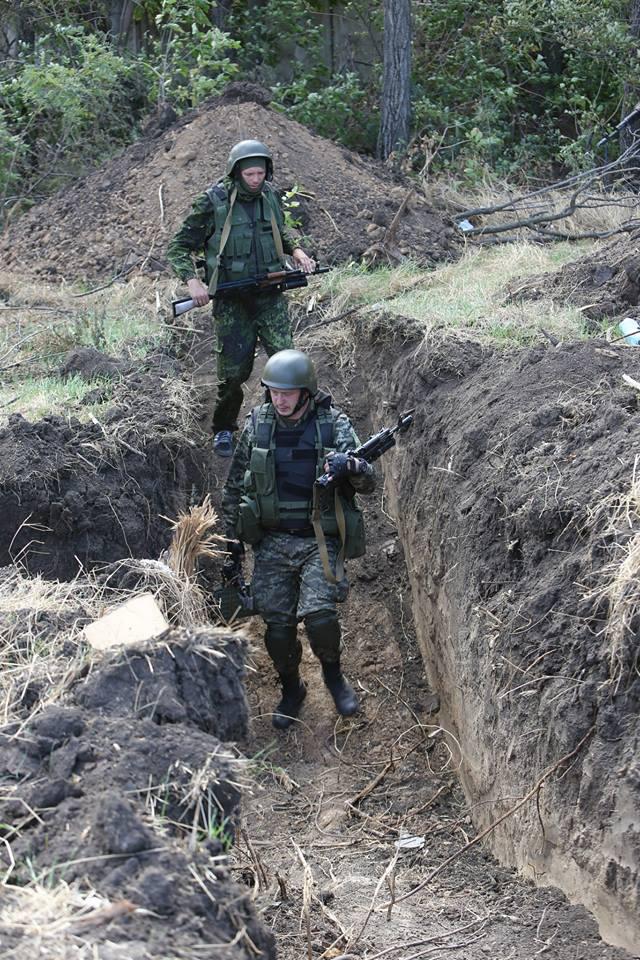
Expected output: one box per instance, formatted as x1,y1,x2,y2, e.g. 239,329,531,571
324,451,369,479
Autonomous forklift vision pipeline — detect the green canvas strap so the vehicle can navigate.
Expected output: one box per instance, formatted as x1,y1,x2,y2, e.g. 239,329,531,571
267,193,286,263
311,486,346,586
207,186,237,295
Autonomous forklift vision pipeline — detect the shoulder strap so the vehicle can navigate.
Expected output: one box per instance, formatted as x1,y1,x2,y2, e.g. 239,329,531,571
253,403,276,449
207,185,238,295
263,183,286,263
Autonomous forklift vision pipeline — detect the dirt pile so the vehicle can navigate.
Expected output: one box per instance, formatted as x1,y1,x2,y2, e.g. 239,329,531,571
505,232,640,324
0,625,275,959
351,321,640,951
0,83,457,283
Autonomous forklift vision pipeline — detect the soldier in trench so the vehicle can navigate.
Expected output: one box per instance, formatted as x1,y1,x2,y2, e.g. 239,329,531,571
167,139,316,458
222,349,376,728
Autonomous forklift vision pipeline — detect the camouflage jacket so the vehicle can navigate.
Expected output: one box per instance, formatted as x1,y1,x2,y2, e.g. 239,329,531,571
167,177,298,283
222,394,376,535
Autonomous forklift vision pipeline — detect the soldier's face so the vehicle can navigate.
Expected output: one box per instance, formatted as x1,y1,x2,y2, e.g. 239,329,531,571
271,388,306,419
240,166,266,190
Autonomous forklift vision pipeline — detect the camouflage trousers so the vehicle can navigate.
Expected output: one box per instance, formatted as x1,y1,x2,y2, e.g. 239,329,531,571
212,292,292,432
251,532,349,671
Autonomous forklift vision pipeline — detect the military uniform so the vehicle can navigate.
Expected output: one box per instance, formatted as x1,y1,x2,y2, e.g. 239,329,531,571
222,351,376,727
166,142,300,437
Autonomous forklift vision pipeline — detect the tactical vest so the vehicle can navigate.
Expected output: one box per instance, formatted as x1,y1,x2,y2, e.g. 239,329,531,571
236,402,366,562
205,182,285,286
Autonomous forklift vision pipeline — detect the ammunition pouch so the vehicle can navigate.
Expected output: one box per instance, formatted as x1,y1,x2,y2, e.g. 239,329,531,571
236,495,264,545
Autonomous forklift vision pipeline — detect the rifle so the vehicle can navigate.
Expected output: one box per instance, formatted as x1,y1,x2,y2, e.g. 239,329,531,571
171,266,331,319
316,409,415,489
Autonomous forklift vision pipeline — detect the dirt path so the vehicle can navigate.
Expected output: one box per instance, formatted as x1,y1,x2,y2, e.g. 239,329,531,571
202,356,635,960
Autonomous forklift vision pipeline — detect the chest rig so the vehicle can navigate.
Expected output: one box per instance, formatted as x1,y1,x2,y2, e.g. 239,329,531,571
205,182,285,292
236,399,367,585
244,402,335,532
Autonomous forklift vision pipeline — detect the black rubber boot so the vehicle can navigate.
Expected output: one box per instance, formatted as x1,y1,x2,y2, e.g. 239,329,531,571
273,674,307,730
322,661,359,717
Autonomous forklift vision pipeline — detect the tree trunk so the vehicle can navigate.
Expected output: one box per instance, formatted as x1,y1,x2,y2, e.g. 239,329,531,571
377,0,411,161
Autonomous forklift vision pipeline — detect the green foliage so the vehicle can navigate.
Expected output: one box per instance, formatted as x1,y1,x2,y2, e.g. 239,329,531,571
273,71,378,153
281,184,303,229
149,0,240,108
410,0,637,181
0,25,148,211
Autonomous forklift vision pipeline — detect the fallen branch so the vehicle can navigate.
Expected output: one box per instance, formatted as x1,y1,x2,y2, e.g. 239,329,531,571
382,724,596,911
345,755,395,809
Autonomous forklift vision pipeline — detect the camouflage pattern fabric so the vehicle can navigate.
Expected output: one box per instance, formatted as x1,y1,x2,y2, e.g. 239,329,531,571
251,532,348,622
213,292,293,431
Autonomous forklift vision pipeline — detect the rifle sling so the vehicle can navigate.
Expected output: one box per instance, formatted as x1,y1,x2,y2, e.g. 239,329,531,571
311,485,345,586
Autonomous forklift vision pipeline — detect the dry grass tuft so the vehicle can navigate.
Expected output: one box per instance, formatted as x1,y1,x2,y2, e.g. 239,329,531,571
584,463,640,689
0,498,227,725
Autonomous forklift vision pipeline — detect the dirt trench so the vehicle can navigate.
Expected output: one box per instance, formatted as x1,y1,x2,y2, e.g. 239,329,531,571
2,313,640,959
335,327,640,953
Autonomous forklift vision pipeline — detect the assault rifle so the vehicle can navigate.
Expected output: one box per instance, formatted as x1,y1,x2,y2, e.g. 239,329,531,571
316,410,415,489
171,266,331,319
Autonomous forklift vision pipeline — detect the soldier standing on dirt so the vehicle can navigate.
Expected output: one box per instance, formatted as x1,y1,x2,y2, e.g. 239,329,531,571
222,349,376,729
167,139,316,457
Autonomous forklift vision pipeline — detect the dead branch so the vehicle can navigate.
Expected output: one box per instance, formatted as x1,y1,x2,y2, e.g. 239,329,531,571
383,724,596,911
345,756,395,808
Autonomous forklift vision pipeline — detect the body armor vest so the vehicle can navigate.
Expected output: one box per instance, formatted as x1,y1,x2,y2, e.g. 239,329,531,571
205,182,285,286
235,399,367,560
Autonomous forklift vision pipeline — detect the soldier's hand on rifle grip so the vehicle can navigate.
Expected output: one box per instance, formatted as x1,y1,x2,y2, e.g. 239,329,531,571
187,276,210,307
323,451,369,479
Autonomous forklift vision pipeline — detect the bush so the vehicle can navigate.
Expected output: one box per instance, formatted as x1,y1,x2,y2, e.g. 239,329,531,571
0,25,149,208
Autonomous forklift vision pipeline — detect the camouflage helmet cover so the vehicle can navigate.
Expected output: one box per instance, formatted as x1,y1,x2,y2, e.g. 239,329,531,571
226,139,274,179
261,350,318,395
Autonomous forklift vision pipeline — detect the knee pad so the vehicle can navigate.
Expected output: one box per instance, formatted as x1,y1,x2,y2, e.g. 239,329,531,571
264,621,301,676
304,610,341,663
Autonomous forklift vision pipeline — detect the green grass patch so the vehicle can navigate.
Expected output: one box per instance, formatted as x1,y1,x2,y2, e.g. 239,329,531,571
317,241,599,346
0,373,111,425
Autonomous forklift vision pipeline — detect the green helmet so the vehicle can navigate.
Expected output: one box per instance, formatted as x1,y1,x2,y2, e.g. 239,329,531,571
262,350,317,394
226,139,273,179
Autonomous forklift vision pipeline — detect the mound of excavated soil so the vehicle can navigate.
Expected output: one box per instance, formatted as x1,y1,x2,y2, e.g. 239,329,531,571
0,626,275,959
353,323,640,952
0,83,457,283
505,232,640,324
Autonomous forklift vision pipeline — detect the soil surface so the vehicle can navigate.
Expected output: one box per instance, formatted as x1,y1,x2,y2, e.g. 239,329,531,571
505,232,640,324
2,341,637,960
0,625,276,959
0,82,457,283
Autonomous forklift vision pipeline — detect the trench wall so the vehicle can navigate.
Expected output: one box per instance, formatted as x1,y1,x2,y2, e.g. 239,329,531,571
362,333,640,953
